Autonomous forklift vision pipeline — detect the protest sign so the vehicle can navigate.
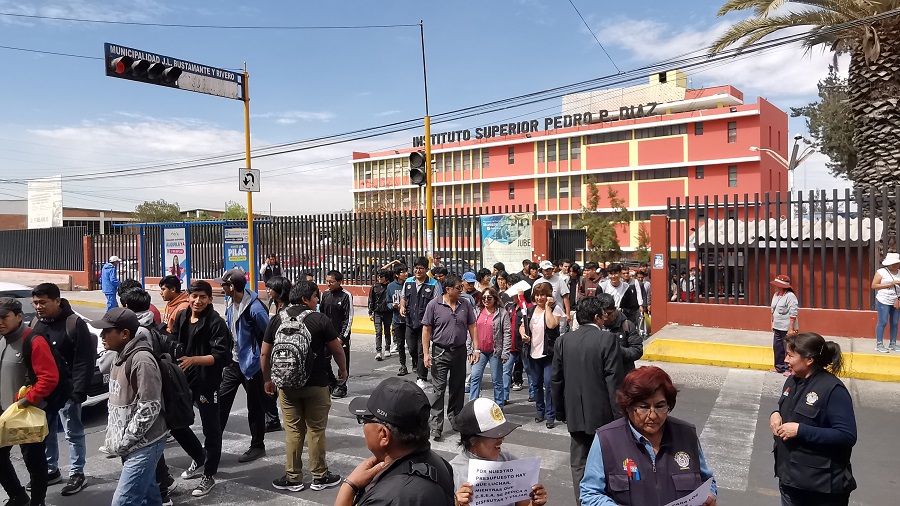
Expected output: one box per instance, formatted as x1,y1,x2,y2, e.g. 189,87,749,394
467,457,540,506
662,478,713,506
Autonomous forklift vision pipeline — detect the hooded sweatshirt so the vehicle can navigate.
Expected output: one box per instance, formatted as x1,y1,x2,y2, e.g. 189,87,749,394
162,291,190,333
224,289,269,379
31,298,97,397
105,329,167,456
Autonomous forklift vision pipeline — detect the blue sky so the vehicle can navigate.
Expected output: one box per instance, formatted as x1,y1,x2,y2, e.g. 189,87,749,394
0,0,849,214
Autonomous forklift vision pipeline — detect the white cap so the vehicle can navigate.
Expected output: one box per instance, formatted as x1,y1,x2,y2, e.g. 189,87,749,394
456,398,520,438
539,260,554,270
109,255,121,263
883,252,900,266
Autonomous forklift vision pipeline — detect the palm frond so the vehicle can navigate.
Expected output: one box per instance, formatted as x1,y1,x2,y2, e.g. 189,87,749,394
754,0,788,17
709,9,856,53
717,0,772,16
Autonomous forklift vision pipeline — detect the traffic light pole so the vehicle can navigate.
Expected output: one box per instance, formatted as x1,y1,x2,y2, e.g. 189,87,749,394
420,21,434,264
242,64,256,286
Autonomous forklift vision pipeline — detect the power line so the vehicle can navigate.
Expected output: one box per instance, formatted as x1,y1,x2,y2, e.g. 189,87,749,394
0,12,418,30
566,0,620,73
0,44,101,59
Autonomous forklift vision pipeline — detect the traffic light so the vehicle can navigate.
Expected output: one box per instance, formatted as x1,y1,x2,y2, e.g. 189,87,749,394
106,55,183,87
409,150,427,186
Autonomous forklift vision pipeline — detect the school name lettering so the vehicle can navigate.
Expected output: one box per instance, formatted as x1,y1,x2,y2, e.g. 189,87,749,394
412,103,659,147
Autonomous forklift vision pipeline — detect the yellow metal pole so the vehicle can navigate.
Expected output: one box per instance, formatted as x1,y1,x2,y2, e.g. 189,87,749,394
243,64,256,288
424,115,434,262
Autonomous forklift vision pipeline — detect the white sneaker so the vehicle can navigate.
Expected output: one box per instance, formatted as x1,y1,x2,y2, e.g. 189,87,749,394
416,378,427,391
384,349,392,358
181,460,202,479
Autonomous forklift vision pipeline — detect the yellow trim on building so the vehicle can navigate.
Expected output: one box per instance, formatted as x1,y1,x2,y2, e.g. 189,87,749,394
629,138,638,167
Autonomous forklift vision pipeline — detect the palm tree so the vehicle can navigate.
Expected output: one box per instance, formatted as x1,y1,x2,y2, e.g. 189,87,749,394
709,1,900,192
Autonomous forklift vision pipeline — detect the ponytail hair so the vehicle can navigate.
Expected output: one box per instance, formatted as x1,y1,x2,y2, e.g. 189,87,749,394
784,332,843,376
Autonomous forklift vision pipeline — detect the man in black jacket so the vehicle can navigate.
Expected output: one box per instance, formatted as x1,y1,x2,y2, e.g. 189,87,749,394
321,270,353,399
367,270,393,362
598,293,644,374
30,282,96,496
550,296,623,504
170,280,233,498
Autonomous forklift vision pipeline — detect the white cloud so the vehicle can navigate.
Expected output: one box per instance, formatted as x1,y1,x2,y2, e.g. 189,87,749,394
254,110,335,124
374,110,401,117
0,0,168,24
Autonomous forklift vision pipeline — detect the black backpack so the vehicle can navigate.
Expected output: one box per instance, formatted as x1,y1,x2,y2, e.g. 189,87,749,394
144,324,194,430
22,329,73,412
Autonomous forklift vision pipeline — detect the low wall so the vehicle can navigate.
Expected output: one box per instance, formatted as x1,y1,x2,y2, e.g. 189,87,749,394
0,268,86,290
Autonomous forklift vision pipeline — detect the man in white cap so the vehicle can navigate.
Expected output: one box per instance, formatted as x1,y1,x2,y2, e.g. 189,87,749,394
101,256,122,311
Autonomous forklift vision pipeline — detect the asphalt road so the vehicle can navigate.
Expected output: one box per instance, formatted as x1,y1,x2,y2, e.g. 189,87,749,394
2,302,898,505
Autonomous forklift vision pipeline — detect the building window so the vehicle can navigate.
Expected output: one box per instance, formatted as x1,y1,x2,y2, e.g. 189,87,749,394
728,165,738,187
454,186,463,205
597,171,632,183
727,121,737,143
634,124,688,139
463,151,471,170
473,183,481,203
435,187,444,207
508,182,515,200
537,142,545,162
587,130,632,144
634,167,688,180
549,178,557,196
482,149,490,168
547,141,557,162
483,183,490,203
508,146,515,164
559,138,569,161
538,180,545,200
572,175,582,197
559,178,569,196
695,165,704,179
695,122,703,135
453,152,461,171
571,137,581,160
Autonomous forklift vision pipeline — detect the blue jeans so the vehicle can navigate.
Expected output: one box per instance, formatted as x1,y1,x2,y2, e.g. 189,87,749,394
46,398,86,475
527,355,554,421
501,351,519,404
112,439,165,506
876,300,900,346
522,353,538,400
105,292,118,311
469,351,505,406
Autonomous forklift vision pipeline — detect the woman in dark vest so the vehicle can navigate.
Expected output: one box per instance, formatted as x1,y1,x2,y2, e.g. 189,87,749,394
580,366,717,506
770,332,856,506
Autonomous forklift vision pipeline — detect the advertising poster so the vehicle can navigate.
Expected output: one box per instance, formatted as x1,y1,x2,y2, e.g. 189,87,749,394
481,213,532,269
224,226,251,279
163,227,189,289
27,176,63,229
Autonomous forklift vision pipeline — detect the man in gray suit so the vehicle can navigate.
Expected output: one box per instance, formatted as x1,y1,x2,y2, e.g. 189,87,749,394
550,296,624,504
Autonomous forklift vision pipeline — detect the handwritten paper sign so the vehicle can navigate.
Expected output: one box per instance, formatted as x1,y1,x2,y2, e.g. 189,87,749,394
504,280,532,298
467,458,541,506
662,478,713,506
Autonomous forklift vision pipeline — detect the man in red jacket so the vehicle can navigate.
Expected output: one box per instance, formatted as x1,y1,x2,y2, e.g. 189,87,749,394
0,297,60,506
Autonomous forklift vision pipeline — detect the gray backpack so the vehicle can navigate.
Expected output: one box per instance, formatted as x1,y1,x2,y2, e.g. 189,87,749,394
270,308,315,389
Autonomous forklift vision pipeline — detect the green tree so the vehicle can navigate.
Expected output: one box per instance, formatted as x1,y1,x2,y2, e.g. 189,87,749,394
133,199,182,223
710,1,900,190
578,177,630,262
635,222,651,262
790,65,855,180
222,201,247,220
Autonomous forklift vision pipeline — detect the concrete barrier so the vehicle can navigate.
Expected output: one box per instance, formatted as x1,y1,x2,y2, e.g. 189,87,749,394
0,269,74,290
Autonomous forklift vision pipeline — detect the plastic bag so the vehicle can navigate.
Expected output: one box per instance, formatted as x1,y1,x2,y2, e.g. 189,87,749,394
0,387,49,447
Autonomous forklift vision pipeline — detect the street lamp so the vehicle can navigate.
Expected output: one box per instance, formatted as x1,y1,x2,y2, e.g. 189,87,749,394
750,136,814,191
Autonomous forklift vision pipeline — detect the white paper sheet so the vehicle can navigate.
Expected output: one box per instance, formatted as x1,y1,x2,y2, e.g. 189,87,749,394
505,280,532,298
466,457,541,506
661,478,713,506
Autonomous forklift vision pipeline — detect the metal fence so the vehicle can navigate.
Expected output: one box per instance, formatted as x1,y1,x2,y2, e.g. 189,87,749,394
666,188,896,310
90,233,141,289
105,204,532,287
0,227,86,271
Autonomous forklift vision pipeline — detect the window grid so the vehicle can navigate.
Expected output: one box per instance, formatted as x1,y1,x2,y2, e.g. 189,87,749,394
508,146,515,164
728,165,738,187
695,122,704,135
727,121,737,143
695,165,704,179
509,182,515,200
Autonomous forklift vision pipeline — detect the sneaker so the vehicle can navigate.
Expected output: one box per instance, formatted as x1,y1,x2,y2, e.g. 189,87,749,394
431,429,442,441
384,349,392,358
161,497,173,506
890,343,900,352
2,493,29,506
238,447,266,463
266,421,284,433
511,383,523,391
166,434,176,444
375,352,383,361
415,378,427,390
27,469,61,491
272,475,305,492
61,473,86,496
877,343,889,353
331,385,347,399
99,445,117,459
181,460,203,480
310,471,341,491
397,365,409,376
191,476,216,497
160,474,176,495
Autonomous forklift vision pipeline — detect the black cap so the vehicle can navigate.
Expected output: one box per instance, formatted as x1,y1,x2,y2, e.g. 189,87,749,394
90,307,139,334
348,377,429,429
0,297,22,317
214,268,246,285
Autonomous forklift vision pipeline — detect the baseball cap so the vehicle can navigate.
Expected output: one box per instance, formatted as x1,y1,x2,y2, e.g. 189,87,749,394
456,398,520,439
348,377,429,429
462,272,477,283
539,260,554,270
214,268,246,285
90,307,139,334
0,297,22,317
109,255,121,263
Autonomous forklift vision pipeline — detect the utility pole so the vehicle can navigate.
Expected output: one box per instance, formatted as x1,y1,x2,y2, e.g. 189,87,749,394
420,20,434,264
242,63,256,285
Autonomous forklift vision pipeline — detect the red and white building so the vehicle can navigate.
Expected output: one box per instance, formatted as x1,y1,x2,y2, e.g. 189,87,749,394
350,70,790,251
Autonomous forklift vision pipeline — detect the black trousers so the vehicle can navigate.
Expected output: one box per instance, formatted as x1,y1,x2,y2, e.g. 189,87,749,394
219,361,266,449
570,431,595,505
429,345,467,432
0,440,46,504
328,335,351,388
406,326,427,381
170,389,222,477
780,484,850,506
393,322,408,366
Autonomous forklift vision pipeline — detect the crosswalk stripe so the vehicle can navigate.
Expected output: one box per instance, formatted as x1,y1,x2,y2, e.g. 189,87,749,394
698,368,765,492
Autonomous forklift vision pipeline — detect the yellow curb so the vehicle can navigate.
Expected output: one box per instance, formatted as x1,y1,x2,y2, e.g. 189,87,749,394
67,299,108,308
644,339,900,382
351,315,376,335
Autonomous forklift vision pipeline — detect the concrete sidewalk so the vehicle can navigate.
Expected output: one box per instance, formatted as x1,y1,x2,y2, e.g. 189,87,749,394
645,324,900,382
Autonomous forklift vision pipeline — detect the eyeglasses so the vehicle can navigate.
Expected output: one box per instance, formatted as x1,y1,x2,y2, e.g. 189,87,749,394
482,296,495,300
356,414,381,425
603,309,617,317
633,404,670,417
221,282,232,287
451,285,463,291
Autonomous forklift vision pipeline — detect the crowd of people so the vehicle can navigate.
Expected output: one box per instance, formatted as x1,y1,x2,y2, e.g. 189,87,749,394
0,252,861,506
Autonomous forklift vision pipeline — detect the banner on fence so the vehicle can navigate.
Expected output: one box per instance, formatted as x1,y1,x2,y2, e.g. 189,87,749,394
224,226,251,278
163,227,189,289
480,213,532,269
27,176,63,229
